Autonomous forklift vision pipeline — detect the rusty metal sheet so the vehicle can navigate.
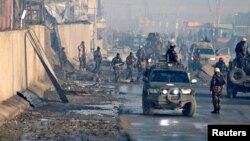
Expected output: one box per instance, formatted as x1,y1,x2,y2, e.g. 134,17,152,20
0,0,13,31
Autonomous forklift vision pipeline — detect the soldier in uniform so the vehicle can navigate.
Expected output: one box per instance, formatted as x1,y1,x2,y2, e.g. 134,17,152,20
235,37,249,69
126,52,137,82
136,58,147,82
210,68,226,114
94,46,102,74
165,42,179,64
78,41,87,71
111,53,123,83
214,57,228,77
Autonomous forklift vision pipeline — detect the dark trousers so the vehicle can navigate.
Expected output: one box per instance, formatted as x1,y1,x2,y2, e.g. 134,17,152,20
126,66,134,81
79,57,86,69
94,61,101,74
114,68,120,83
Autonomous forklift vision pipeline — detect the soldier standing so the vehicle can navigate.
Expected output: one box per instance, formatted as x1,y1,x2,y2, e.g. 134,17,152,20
78,41,87,71
111,53,123,83
214,57,228,77
126,52,137,82
210,68,226,114
165,42,179,64
94,46,102,74
235,37,249,69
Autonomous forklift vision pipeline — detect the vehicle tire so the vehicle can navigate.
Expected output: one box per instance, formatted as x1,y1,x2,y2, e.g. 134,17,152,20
229,68,246,85
182,101,196,117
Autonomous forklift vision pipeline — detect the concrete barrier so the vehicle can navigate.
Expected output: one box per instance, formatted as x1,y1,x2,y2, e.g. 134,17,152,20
0,25,52,102
56,23,93,64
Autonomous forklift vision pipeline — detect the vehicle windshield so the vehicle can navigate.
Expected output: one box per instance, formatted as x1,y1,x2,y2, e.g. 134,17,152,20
149,70,190,83
195,48,215,55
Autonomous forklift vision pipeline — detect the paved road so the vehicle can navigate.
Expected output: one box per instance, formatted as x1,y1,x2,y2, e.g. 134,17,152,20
118,84,250,141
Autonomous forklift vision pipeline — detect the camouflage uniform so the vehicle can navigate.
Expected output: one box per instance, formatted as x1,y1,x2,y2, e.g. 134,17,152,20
235,41,249,69
126,53,137,82
111,54,123,83
210,73,225,114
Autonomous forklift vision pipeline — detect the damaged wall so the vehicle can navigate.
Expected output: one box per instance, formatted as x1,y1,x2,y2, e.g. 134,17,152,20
56,23,92,63
0,25,52,102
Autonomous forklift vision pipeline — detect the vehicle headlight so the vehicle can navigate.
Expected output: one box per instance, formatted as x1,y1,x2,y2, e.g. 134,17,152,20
148,89,158,94
191,57,194,60
209,57,216,61
162,89,168,95
168,88,182,101
181,89,192,95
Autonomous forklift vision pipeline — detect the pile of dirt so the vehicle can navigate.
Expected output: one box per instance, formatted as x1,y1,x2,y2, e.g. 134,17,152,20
0,83,128,141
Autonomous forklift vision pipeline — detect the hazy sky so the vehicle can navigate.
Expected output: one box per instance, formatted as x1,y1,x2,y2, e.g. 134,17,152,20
103,0,250,32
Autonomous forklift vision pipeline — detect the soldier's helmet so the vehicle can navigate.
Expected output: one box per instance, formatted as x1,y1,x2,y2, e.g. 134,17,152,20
214,67,220,73
169,39,176,46
242,37,247,42
116,53,120,57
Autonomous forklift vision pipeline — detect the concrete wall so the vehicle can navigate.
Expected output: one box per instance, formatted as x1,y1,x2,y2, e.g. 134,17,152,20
0,25,51,102
57,23,92,63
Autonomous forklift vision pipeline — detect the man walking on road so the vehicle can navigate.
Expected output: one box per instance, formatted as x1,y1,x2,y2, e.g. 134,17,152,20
126,52,137,82
210,68,226,114
111,53,123,83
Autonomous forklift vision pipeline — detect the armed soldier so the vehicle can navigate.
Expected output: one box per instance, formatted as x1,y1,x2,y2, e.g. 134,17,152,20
94,46,102,74
210,68,226,114
111,53,123,83
165,41,179,64
235,37,249,69
126,52,137,82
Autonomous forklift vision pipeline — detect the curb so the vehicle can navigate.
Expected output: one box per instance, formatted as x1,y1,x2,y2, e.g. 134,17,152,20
0,95,30,126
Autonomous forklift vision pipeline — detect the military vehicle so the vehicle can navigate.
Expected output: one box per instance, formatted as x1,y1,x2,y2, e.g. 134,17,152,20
227,57,250,98
142,58,197,116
